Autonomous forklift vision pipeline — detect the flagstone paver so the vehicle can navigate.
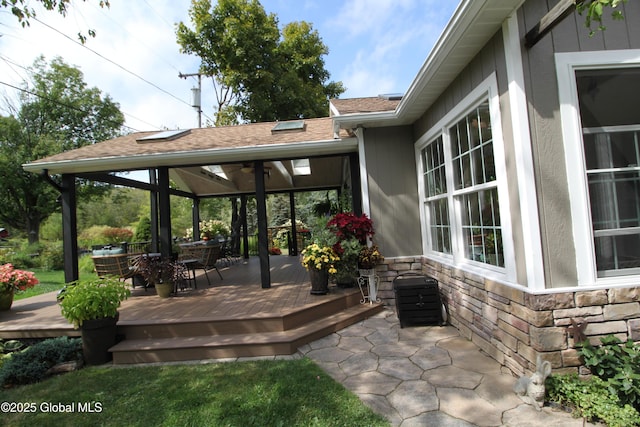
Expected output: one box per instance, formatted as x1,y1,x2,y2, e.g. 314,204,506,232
300,307,602,427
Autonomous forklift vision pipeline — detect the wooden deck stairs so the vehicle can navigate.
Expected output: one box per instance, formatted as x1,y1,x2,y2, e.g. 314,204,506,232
110,289,383,364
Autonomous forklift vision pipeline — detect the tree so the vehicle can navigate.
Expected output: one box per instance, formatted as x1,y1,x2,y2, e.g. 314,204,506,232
176,0,344,125
0,56,124,243
1,0,110,43
576,0,627,36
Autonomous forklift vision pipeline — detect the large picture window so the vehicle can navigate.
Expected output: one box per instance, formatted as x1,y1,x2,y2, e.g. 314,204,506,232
577,68,640,277
556,50,640,286
420,89,507,271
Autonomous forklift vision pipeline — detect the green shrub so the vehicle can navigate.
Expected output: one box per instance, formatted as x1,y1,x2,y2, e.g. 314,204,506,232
78,253,96,275
2,242,41,269
78,225,111,249
0,337,82,387
39,241,65,270
580,335,640,410
133,216,152,242
547,373,640,427
102,227,133,243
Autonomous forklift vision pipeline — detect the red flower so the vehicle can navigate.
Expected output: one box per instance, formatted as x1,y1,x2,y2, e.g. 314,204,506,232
0,263,39,292
327,213,374,244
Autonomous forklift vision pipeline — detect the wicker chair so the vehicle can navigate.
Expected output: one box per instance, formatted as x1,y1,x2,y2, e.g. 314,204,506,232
92,253,138,281
179,244,223,286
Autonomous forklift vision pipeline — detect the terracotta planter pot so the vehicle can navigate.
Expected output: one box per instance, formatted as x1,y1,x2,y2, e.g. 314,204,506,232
309,268,329,295
81,314,119,365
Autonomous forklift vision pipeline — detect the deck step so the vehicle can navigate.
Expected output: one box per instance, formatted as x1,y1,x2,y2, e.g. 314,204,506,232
110,302,383,364
116,288,365,339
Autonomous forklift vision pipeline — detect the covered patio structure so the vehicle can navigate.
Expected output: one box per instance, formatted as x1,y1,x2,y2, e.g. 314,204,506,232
0,256,384,363
23,117,365,288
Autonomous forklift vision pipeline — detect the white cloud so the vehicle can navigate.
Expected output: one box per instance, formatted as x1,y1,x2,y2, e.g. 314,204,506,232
0,0,458,129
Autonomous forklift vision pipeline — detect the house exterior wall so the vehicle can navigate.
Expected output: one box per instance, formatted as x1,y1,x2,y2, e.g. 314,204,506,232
520,0,640,289
362,125,422,258
390,1,640,375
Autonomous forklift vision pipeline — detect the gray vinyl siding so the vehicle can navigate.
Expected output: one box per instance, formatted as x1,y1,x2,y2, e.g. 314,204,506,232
363,125,421,258
519,0,640,288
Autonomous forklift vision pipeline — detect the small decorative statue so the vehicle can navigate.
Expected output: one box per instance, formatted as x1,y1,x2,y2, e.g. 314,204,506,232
513,354,552,411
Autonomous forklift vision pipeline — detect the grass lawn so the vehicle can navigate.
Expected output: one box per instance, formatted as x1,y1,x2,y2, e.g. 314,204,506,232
0,359,389,427
13,269,98,301
13,269,67,300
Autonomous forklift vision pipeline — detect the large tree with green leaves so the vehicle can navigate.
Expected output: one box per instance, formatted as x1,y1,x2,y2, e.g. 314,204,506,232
0,56,124,243
176,0,344,125
1,0,110,43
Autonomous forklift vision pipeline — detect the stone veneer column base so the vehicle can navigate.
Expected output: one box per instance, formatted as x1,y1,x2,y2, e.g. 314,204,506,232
376,256,640,376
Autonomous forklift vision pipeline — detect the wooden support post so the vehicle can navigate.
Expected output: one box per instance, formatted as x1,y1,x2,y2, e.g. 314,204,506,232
255,161,271,288
157,167,172,258
289,191,298,256
61,174,79,283
192,197,200,241
149,169,159,253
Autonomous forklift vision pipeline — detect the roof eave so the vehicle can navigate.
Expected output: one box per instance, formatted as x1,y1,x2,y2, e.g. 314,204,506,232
335,0,522,130
23,137,359,175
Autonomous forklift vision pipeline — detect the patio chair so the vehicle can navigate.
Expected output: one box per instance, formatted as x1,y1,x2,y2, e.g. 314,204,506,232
92,253,138,282
179,244,223,286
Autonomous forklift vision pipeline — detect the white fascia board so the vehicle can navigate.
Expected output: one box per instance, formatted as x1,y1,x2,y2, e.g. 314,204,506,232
23,137,359,175
332,110,400,130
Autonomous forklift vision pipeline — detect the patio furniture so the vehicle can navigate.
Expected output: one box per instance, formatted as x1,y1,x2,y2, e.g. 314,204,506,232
179,243,223,286
92,253,138,282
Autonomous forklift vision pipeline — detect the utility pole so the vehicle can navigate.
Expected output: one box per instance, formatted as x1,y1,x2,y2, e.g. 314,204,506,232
178,72,202,128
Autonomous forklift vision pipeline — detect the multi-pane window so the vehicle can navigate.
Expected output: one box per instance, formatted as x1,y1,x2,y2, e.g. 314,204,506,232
421,100,504,267
577,68,640,277
422,137,450,254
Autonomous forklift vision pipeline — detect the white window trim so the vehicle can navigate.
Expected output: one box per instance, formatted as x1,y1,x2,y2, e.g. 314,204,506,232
556,49,640,287
415,72,516,283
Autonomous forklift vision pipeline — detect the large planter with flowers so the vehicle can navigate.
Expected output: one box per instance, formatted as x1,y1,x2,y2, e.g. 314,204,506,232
301,243,339,296
0,263,39,311
308,267,330,295
59,277,130,365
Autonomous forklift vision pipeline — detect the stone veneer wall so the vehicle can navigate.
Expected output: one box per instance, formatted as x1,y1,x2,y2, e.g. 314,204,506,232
376,256,640,376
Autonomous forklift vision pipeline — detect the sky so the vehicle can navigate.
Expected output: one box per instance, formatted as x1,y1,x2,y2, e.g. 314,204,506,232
0,0,459,132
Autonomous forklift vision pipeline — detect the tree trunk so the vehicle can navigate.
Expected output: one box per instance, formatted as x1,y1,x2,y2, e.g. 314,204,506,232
26,215,40,244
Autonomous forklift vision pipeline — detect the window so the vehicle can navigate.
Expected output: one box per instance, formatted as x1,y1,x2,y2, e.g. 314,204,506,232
578,69,640,277
422,136,450,254
556,50,640,285
418,74,511,276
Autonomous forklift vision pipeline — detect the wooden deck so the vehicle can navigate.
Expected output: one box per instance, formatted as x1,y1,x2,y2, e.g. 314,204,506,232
0,256,383,363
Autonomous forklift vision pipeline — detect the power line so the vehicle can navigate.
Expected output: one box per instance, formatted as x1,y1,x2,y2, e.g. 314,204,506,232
0,54,162,131
0,80,141,133
32,16,193,110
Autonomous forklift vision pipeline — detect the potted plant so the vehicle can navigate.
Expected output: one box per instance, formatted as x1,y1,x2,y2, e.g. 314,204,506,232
332,237,362,288
0,263,39,311
59,277,130,365
358,244,384,271
134,255,187,298
327,212,374,245
357,244,384,303
300,243,340,295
